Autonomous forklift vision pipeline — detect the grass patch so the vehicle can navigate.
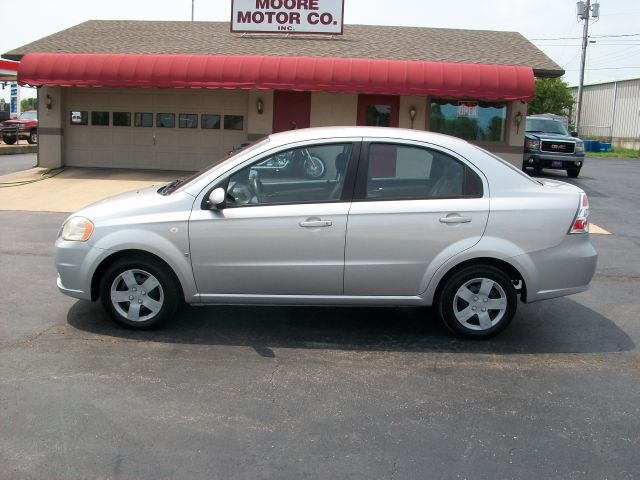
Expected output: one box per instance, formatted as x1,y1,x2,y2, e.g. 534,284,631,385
587,147,639,158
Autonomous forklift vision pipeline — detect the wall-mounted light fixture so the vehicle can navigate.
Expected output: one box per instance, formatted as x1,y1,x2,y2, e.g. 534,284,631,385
45,94,53,110
256,98,264,115
515,111,523,134
409,106,417,129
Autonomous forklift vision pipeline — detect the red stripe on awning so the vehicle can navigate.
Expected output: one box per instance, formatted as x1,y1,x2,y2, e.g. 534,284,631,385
18,53,535,101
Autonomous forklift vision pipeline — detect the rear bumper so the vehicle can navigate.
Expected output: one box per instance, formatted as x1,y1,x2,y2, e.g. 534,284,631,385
523,152,585,170
510,234,597,303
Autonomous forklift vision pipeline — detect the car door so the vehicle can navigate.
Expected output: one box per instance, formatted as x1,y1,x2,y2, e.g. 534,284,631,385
344,140,489,296
189,142,358,298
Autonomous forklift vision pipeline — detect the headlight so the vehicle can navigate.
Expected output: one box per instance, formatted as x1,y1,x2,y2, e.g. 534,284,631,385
574,142,585,153
61,217,94,241
525,138,540,150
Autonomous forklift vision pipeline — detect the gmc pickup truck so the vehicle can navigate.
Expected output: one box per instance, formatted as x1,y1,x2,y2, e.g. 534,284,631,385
523,115,585,178
1,110,38,145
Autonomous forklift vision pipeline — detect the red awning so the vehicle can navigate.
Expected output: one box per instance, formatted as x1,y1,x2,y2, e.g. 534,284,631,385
0,58,19,81
18,53,534,101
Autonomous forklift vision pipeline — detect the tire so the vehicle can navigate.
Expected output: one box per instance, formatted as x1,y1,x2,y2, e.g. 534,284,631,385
99,256,179,329
437,265,517,339
303,155,326,179
2,135,16,145
27,130,38,144
567,168,581,178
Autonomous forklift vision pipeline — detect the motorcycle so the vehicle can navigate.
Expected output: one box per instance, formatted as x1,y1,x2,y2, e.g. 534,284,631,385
253,147,326,179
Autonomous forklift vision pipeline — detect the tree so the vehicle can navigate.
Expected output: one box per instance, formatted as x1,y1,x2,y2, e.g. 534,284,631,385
20,97,37,112
528,78,574,116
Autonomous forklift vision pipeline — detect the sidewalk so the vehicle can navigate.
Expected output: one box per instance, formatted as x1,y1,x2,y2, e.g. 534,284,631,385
0,167,186,213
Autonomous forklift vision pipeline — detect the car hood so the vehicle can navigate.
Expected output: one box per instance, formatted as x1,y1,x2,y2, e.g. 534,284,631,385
2,119,34,125
71,184,196,225
526,132,581,142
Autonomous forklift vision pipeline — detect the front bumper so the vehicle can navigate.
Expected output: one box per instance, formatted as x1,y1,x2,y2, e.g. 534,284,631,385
55,237,110,301
523,151,585,170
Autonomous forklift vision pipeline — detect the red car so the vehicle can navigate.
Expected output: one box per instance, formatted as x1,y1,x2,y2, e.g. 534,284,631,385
1,110,38,144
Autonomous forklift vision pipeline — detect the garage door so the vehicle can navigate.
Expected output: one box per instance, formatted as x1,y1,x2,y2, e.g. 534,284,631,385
65,88,249,171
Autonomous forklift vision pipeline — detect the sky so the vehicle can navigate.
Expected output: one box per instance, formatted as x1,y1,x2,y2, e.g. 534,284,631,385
1,0,638,102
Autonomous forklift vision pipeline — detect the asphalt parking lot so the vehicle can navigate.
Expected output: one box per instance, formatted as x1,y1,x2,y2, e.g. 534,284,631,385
1,157,639,479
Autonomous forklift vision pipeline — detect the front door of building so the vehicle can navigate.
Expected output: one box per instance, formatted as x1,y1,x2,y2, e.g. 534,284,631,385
272,91,311,133
357,95,400,127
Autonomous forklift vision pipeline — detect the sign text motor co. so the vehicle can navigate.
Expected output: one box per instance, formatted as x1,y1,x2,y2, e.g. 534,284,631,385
231,0,344,34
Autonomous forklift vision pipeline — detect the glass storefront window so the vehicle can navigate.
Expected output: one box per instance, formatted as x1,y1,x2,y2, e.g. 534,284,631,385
179,113,198,129
134,112,153,127
113,112,131,127
91,111,109,126
201,114,221,129
70,111,88,125
430,99,506,142
224,115,244,131
157,113,175,128
366,104,391,127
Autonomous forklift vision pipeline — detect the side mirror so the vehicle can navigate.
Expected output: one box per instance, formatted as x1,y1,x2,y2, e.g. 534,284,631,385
570,131,578,137
208,187,226,209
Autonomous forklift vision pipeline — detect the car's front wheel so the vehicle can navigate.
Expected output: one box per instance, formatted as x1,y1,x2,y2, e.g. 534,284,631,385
567,168,581,178
99,256,179,329
27,130,38,144
2,135,16,145
437,265,517,339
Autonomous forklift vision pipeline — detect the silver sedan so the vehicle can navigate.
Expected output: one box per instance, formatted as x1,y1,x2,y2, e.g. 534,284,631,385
55,127,597,339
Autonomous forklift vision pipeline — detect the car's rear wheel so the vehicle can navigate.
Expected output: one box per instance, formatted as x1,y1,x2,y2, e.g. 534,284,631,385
27,130,38,144
437,265,517,339
99,256,179,329
2,135,16,145
567,168,581,178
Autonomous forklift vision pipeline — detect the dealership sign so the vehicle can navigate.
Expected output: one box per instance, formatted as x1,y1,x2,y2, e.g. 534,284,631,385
231,0,344,34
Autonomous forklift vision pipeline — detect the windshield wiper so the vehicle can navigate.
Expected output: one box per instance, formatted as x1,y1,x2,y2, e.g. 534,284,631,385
159,179,183,195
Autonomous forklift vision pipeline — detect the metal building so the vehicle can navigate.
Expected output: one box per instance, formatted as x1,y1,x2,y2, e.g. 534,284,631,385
570,78,640,149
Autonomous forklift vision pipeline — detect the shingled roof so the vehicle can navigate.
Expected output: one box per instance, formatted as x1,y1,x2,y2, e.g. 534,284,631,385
2,20,564,77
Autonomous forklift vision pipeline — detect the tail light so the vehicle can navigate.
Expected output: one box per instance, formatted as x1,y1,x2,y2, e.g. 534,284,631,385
569,193,589,234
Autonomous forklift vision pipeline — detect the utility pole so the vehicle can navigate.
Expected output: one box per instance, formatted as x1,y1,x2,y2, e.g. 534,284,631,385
191,0,195,21
575,0,600,135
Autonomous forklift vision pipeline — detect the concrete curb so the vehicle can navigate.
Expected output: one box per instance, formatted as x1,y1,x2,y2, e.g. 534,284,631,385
0,145,38,155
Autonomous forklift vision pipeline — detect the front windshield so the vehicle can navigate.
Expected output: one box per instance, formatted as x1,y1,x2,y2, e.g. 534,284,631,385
19,111,37,120
166,137,271,194
525,118,569,135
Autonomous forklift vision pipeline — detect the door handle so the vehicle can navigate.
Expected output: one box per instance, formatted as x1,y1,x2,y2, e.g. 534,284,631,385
299,220,332,228
439,215,472,224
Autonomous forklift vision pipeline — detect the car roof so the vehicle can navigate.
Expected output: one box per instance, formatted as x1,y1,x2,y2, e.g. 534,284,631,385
266,126,472,150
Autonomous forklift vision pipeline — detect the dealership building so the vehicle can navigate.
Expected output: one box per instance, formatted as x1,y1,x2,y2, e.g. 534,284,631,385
3,18,563,171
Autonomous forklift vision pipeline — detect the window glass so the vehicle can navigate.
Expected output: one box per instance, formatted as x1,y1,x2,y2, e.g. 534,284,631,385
201,114,221,129
113,112,131,127
134,112,153,127
430,99,506,142
91,111,109,126
224,115,244,131
157,113,175,128
226,144,351,206
366,104,391,126
70,111,88,125
366,144,471,199
179,113,198,129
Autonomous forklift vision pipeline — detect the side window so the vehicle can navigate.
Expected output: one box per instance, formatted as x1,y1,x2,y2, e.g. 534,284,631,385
365,144,480,199
134,112,153,127
225,144,352,206
157,113,175,128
